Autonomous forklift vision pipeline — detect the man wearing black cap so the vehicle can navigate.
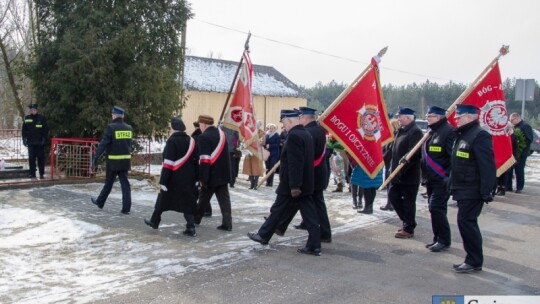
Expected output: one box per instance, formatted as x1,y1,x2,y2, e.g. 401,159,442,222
193,114,233,231
247,109,321,256
22,103,49,179
422,106,455,252
144,117,199,236
388,107,424,239
91,106,133,215
449,104,496,273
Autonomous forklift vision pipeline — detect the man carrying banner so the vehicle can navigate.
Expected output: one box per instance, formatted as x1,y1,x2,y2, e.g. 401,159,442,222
422,106,455,252
449,104,496,273
388,107,423,239
194,114,233,232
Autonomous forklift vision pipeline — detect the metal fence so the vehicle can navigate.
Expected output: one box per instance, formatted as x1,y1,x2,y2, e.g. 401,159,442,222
0,129,26,161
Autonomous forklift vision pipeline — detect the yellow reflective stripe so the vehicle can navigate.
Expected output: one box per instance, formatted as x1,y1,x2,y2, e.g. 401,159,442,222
108,155,131,160
115,130,132,139
429,146,442,152
36,125,43,128
456,151,469,158
25,119,33,123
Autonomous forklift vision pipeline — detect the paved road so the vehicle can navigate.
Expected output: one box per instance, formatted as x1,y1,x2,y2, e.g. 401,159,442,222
93,181,540,304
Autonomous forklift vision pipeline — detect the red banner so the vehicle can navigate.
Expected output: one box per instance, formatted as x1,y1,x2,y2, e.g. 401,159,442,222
448,62,514,176
319,56,393,178
223,50,263,159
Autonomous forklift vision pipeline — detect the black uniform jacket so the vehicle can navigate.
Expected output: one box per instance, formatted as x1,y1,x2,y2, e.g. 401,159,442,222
422,118,455,185
390,121,424,185
276,124,314,197
22,113,49,145
197,125,231,187
449,120,496,200
159,131,199,213
94,117,133,171
305,121,329,191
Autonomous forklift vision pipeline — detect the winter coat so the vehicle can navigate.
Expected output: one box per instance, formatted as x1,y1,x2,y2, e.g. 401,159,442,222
305,121,329,191
390,121,424,185
421,117,455,185
94,117,133,171
158,132,199,213
197,125,231,187
22,113,49,146
351,166,383,189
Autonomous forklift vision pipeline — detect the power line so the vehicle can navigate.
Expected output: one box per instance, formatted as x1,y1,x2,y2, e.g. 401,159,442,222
192,18,456,83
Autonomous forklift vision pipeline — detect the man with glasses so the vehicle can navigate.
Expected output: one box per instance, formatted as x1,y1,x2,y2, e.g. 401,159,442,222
449,104,496,273
507,113,534,193
422,106,455,252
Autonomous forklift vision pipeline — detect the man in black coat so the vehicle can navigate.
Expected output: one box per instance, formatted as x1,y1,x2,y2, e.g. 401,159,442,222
507,112,534,193
421,106,455,252
22,103,49,179
388,107,424,239
91,106,133,214
194,115,233,231
449,104,496,273
144,117,199,236
248,109,321,256
276,107,331,242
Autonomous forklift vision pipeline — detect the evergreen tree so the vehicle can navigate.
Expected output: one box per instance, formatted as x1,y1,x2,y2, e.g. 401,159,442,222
28,0,192,140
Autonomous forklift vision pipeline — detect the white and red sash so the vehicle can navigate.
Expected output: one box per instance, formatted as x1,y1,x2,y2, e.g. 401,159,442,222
314,149,326,167
162,137,196,171
200,129,226,165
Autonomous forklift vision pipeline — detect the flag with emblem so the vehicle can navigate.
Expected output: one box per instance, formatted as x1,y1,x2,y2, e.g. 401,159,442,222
318,48,394,178
223,48,263,160
446,46,514,176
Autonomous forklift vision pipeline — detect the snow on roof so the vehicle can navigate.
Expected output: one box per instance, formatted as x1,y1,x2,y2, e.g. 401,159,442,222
183,56,306,98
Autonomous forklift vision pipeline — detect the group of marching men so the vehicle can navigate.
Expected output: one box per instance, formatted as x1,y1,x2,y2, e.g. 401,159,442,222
89,103,534,271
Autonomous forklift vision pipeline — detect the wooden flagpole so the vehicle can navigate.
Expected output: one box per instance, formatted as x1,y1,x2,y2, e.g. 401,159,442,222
256,160,280,189
219,32,252,122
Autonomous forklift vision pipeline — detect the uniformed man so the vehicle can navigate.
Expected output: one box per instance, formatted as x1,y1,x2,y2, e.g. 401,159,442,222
388,107,424,239
247,109,321,256
449,104,496,273
22,103,49,179
91,106,133,214
276,106,331,242
193,114,233,231
422,106,455,252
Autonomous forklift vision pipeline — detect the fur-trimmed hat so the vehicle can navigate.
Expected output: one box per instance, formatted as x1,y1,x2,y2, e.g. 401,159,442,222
198,114,214,125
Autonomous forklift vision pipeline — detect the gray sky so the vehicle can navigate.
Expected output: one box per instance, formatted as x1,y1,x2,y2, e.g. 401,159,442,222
186,0,540,87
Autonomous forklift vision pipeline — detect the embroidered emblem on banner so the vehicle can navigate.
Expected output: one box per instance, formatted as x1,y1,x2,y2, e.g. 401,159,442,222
357,104,382,141
480,100,508,136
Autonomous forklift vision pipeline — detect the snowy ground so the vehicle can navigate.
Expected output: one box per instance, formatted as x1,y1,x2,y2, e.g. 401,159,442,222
0,154,538,303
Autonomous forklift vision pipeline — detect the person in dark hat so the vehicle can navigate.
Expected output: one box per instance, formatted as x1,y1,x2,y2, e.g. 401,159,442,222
144,117,199,236
191,121,202,139
248,109,322,256
91,106,133,214
449,104,496,273
22,103,49,179
422,105,455,252
193,114,233,231
388,106,424,239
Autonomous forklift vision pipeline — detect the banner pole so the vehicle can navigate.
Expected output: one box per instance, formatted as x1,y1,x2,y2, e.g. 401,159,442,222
256,160,280,189
219,33,252,122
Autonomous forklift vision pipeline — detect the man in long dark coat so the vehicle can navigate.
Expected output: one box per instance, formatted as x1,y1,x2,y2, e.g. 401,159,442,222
144,117,199,236
193,115,233,231
248,109,321,256
22,103,49,179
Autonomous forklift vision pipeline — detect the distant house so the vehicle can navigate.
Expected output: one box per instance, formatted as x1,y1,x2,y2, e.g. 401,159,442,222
181,55,307,134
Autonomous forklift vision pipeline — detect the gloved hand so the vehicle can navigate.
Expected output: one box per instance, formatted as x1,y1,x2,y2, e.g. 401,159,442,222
291,188,302,198
482,194,493,204
160,184,168,192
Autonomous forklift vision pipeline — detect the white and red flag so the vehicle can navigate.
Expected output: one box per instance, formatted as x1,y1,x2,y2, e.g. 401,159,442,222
319,48,394,178
447,48,514,176
223,50,263,159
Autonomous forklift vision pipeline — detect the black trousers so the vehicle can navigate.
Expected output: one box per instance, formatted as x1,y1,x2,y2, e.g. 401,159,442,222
96,168,131,213
150,192,195,229
276,190,331,239
426,183,451,246
28,144,45,177
388,183,419,233
507,151,529,191
259,194,321,250
457,199,484,267
195,184,232,229
229,152,240,186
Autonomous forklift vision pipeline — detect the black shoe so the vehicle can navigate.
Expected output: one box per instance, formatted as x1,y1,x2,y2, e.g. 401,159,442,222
183,228,197,237
321,237,332,243
27,174,36,178
380,205,394,211
293,224,307,230
297,247,321,256
352,205,359,209
429,242,450,252
247,232,269,245
40,175,45,179
144,218,158,229
425,242,437,248
203,212,212,218
217,225,232,232
454,263,482,273
515,189,523,194
358,209,373,214
91,197,103,209
120,210,130,215
275,229,285,237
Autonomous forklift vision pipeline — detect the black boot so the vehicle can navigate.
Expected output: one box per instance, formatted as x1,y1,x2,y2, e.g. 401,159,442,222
183,227,197,237
253,176,259,190
359,201,373,214
249,176,255,189
351,185,359,209
380,202,394,211
496,186,506,196
357,187,364,209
